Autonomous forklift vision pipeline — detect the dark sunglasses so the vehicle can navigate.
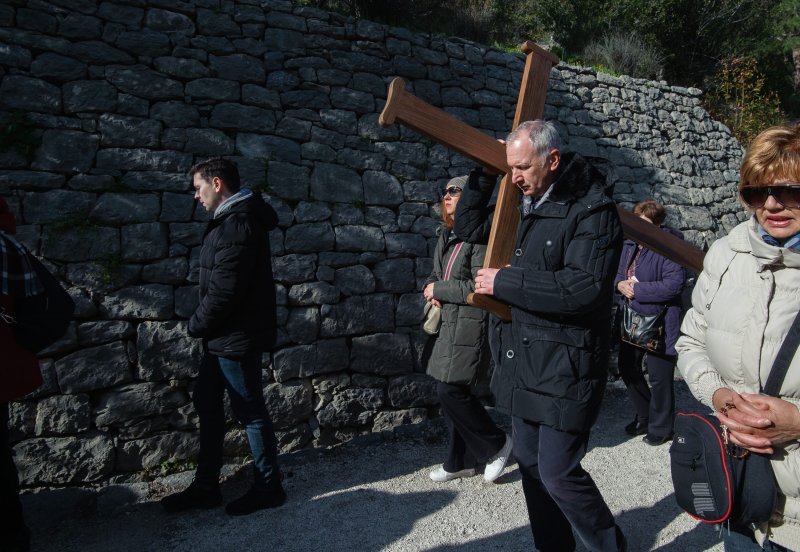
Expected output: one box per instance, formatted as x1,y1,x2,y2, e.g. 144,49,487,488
442,186,462,198
740,184,800,209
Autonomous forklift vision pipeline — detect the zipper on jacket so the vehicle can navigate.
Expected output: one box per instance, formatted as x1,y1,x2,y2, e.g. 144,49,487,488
705,252,738,310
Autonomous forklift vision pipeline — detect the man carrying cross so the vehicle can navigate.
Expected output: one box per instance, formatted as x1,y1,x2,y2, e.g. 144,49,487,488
456,120,627,551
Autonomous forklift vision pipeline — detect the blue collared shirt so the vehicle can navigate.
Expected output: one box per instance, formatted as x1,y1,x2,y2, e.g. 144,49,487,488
757,224,800,251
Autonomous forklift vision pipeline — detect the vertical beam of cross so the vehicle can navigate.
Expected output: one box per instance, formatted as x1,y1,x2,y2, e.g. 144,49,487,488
484,42,560,269
379,43,706,320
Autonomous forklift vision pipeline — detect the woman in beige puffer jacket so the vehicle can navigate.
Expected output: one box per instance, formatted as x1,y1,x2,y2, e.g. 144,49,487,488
677,123,800,550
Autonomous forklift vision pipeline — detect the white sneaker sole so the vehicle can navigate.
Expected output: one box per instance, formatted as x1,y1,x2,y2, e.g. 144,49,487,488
429,468,476,482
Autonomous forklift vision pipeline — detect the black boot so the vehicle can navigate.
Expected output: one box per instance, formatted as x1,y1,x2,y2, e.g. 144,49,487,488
160,480,222,513
225,480,286,516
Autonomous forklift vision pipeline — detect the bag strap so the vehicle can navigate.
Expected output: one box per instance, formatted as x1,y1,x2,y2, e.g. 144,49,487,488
763,308,800,396
626,246,642,280
443,241,463,281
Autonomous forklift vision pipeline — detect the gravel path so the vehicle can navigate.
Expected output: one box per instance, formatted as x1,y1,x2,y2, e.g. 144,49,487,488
24,380,723,551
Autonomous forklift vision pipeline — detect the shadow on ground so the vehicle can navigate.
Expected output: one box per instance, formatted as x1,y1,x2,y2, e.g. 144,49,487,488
22,376,722,552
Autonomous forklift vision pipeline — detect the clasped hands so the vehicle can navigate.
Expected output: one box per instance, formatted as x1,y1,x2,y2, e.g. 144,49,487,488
617,279,636,300
713,387,800,454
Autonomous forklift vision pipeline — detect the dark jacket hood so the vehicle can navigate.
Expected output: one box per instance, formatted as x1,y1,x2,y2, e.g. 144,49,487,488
549,152,612,204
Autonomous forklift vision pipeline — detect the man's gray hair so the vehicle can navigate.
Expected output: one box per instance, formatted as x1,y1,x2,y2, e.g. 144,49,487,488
506,120,562,160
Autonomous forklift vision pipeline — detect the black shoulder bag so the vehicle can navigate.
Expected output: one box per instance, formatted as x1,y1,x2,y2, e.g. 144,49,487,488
670,308,800,527
620,301,666,353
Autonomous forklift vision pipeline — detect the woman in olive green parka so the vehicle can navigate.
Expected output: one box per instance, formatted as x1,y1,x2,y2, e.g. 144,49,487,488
423,174,512,484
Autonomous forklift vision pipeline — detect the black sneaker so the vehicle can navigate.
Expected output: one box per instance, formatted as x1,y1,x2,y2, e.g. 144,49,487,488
160,480,222,513
225,483,286,516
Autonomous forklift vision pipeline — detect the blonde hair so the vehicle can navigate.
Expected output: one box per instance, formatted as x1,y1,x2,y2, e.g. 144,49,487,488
739,123,800,191
632,199,666,226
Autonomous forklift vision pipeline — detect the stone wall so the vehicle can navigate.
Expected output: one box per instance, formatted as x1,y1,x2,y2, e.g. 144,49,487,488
0,0,744,488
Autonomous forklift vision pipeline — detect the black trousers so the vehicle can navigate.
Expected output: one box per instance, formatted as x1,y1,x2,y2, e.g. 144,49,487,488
618,342,676,439
512,416,623,552
436,381,505,472
1,403,27,546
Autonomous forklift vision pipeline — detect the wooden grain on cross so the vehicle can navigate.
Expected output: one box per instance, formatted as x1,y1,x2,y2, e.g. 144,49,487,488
380,42,705,320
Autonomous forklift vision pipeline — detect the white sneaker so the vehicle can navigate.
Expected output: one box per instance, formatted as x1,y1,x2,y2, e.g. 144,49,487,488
429,466,476,482
483,434,513,482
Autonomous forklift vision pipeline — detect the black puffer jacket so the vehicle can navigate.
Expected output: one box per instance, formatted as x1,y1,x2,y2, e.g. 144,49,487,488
188,190,278,357
455,153,623,433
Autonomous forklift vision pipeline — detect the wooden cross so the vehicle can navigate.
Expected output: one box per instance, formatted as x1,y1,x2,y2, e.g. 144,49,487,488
379,42,705,320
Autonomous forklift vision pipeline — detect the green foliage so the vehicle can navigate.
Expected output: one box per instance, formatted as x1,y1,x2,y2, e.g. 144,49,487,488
300,0,797,116
523,0,625,57
590,64,620,78
628,0,772,86
522,0,773,85
773,0,800,51
298,0,546,45
99,254,123,284
144,459,197,480
0,111,41,162
583,32,664,79
753,0,800,115
705,57,786,146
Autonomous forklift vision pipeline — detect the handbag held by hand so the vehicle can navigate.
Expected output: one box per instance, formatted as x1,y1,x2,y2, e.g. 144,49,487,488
669,308,800,527
421,240,462,336
422,302,442,335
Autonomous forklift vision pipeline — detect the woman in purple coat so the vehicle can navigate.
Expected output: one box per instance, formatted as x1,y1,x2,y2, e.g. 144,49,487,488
614,199,685,445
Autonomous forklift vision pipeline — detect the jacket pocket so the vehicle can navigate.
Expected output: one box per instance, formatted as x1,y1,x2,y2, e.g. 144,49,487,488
516,323,589,392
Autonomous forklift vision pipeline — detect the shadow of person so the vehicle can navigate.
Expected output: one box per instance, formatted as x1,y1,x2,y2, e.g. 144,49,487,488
423,525,534,551
617,494,721,551
235,487,460,551
32,486,461,552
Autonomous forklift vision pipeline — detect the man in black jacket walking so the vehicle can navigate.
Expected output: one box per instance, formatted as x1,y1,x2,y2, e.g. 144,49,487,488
457,121,626,551
161,157,284,516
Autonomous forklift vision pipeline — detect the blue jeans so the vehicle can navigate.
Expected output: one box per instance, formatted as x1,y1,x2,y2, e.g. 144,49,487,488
512,416,623,552
723,525,788,551
194,350,280,487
